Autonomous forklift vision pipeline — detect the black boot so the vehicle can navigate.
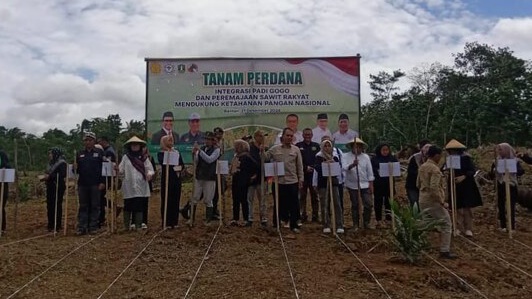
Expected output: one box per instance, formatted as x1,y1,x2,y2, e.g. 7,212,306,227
187,204,197,227
205,207,214,226
180,202,190,220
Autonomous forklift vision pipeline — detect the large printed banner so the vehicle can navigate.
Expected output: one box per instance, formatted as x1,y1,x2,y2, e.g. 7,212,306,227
146,57,360,163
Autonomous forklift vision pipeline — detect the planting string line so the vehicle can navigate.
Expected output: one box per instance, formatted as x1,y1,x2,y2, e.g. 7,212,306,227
458,235,532,279
513,239,532,251
422,252,488,299
7,233,105,299
335,235,392,299
183,222,222,299
277,230,300,299
0,233,53,248
97,229,165,299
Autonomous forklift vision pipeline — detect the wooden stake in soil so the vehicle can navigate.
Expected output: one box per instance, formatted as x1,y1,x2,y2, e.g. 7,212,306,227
13,140,19,234
105,166,110,233
63,171,69,236
388,162,395,231
216,160,223,226
163,155,170,229
504,161,512,239
111,165,117,233
450,168,458,237
354,154,363,229
274,162,280,231
0,169,5,238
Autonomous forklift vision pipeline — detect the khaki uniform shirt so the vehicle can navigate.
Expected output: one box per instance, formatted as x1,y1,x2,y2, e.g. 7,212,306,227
264,144,304,185
417,159,445,204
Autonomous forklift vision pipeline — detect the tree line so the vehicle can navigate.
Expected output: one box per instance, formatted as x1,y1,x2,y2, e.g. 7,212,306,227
0,115,144,172
362,42,532,150
1,42,531,172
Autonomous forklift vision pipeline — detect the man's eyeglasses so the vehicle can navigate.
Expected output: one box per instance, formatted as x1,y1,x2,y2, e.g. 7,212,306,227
163,119,173,122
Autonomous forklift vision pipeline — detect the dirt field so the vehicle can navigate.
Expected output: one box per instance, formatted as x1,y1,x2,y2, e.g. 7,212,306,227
2,156,532,299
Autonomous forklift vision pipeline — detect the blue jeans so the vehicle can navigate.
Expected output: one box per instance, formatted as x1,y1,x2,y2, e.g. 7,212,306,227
78,185,101,232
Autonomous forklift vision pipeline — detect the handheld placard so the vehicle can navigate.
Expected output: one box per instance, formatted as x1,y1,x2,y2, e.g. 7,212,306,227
379,162,401,231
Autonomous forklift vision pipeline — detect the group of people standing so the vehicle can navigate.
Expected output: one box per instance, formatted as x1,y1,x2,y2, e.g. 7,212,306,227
405,139,531,259
1,126,530,264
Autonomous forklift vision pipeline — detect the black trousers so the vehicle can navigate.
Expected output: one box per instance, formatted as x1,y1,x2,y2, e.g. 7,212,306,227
1,183,7,231
272,183,299,230
46,182,65,230
374,190,391,222
232,183,249,221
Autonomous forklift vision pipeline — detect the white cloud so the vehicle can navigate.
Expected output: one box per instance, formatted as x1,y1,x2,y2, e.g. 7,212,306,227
1,0,531,135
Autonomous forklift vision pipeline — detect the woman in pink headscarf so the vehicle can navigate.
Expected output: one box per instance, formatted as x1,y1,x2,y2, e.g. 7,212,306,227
490,143,524,232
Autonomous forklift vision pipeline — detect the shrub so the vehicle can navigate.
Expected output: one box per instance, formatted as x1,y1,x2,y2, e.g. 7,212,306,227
389,201,443,264
18,181,31,201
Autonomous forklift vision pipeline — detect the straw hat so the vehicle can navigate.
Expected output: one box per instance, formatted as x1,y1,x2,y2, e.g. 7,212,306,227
346,137,367,148
445,139,466,150
124,136,146,145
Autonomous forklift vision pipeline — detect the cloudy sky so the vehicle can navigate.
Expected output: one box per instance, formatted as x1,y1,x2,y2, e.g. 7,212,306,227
1,0,531,135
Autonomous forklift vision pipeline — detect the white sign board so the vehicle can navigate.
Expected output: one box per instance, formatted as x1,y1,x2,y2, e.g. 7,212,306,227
216,160,229,175
163,151,180,166
321,162,341,177
67,164,77,179
379,162,401,177
446,155,461,170
0,169,15,183
264,162,285,177
102,162,116,177
497,158,517,174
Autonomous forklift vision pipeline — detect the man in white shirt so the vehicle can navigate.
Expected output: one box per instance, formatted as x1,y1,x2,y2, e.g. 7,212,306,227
342,137,374,230
332,113,358,145
312,113,332,144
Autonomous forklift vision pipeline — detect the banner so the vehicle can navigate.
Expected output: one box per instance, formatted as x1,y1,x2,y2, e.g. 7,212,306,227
146,57,360,163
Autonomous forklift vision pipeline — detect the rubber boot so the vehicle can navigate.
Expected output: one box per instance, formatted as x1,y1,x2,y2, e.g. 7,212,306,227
123,212,131,231
205,207,214,226
180,202,190,220
363,207,372,229
187,204,197,227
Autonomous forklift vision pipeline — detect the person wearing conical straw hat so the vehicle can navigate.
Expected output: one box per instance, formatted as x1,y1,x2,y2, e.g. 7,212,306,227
444,139,483,237
118,136,155,231
342,137,374,230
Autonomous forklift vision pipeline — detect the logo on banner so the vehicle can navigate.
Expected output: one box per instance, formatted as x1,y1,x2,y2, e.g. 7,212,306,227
165,64,174,73
177,64,186,73
150,62,162,74
188,63,198,73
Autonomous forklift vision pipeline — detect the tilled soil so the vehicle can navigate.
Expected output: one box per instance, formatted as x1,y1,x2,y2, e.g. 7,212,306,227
1,178,532,299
